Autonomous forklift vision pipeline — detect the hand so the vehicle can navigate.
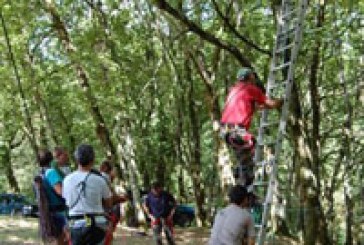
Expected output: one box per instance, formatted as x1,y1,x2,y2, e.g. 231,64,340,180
63,228,71,244
167,213,174,222
149,215,156,222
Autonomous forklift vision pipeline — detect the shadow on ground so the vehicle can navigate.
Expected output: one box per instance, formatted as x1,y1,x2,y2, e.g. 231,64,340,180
0,216,210,245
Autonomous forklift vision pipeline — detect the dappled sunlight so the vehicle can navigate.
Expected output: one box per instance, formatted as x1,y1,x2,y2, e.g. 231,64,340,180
113,225,210,244
0,216,39,244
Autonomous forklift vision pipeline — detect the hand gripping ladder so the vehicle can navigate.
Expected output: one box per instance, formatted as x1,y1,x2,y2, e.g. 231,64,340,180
253,0,308,244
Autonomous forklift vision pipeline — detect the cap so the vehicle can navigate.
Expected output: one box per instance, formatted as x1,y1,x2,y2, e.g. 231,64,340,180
237,67,254,81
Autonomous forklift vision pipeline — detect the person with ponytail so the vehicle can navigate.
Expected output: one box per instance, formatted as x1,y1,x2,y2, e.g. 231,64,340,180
35,149,69,245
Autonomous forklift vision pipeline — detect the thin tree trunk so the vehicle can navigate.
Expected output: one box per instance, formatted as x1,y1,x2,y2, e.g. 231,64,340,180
188,51,233,196
4,144,20,193
307,2,331,243
186,59,206,226
42,0,122,176
289,83,331,244
0,11,39,163
337,47,354,245
122,124,146,225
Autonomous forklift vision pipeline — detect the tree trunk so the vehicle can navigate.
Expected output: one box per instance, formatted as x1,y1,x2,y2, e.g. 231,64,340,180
42,0,122,177
186,59,206,226
122,125,146,226
0,11,40,163
337,44,354,245
289,83,331,244
189,51,234,195
3,144,20,193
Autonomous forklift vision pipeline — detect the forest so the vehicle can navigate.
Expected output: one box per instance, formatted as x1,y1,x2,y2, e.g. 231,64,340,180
0,0,363,244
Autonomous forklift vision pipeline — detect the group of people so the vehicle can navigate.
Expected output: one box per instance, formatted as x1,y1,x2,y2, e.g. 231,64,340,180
35,145,127,245
36,145,178,245
34,66,280,245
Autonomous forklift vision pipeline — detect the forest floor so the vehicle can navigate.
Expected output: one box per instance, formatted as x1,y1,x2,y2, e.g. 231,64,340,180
0,216,209,245
0,216,299,245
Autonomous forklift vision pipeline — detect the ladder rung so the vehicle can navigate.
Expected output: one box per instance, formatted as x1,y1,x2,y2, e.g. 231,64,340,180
255,160,267,167
275,43,294,53
253,181,269,187
281,9,298,19
255,224,263,229
277,28,296,40
273,62,291,71
268,81,287,90
257,141,275,147
261,121,279,128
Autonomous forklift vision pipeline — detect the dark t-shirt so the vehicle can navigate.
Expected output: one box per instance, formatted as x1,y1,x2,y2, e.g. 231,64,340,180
145,191,176,218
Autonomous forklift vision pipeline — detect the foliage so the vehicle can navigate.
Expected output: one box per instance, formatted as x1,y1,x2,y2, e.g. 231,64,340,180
0,0,362,243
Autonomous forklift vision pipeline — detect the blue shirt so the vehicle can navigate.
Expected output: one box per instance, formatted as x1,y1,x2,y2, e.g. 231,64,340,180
145,191,176,218
44,169,64,206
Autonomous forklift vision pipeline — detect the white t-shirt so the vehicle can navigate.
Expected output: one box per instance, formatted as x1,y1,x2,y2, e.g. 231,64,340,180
63,170,112,216
209,204,255,245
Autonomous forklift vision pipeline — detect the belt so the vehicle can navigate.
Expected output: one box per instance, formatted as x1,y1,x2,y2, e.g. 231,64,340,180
68,214,108,228
220,123,246,129
68,213,106,220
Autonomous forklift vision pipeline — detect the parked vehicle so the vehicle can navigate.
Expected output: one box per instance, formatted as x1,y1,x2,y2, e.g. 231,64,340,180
0,193,30,216
173,204,195,227
22,203,39,218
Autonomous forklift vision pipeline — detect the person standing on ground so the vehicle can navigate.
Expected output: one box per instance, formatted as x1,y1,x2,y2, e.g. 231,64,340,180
99,160,128,230
209,185,255,245
143,182,177,245
36,149,69,245
63,144,113,245
220,67,283,185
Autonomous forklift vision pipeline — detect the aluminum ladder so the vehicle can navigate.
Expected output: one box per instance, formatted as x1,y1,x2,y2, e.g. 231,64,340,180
253,0,308,244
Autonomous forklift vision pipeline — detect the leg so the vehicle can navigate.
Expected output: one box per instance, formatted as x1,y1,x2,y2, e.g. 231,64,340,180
162,218,175,245
152,219,163,245
233,150,255,186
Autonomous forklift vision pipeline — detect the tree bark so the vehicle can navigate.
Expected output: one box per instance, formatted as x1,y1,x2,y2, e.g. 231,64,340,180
289,83,331,245
3,143,20,193
337,45,354,245
186,59,206,226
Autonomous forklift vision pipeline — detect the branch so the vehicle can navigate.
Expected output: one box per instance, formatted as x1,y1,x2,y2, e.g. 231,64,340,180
211,0,271,56
10,133,26,150
153,0,251,67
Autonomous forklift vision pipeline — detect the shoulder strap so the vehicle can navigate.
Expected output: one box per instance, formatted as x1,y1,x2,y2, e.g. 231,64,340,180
68,172,92,210
39,170,65,203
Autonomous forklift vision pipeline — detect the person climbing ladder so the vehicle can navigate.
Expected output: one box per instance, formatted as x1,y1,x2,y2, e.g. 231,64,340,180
220,67,282,186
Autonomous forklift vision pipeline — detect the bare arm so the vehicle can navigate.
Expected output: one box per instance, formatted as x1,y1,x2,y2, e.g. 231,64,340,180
53,183,62,196
246,237,255,245
261,98,283,110
170,194,177,216
142,202,155,221
103,197,113,210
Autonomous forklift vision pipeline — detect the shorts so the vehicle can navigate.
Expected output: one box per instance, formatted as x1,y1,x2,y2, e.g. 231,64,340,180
51,213,67,235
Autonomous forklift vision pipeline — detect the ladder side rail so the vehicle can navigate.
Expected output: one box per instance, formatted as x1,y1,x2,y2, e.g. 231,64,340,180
254,5,290,164
256,0,308,244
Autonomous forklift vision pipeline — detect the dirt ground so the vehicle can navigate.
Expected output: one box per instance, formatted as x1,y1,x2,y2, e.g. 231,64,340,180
0,216,301,245
0,216,210,245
